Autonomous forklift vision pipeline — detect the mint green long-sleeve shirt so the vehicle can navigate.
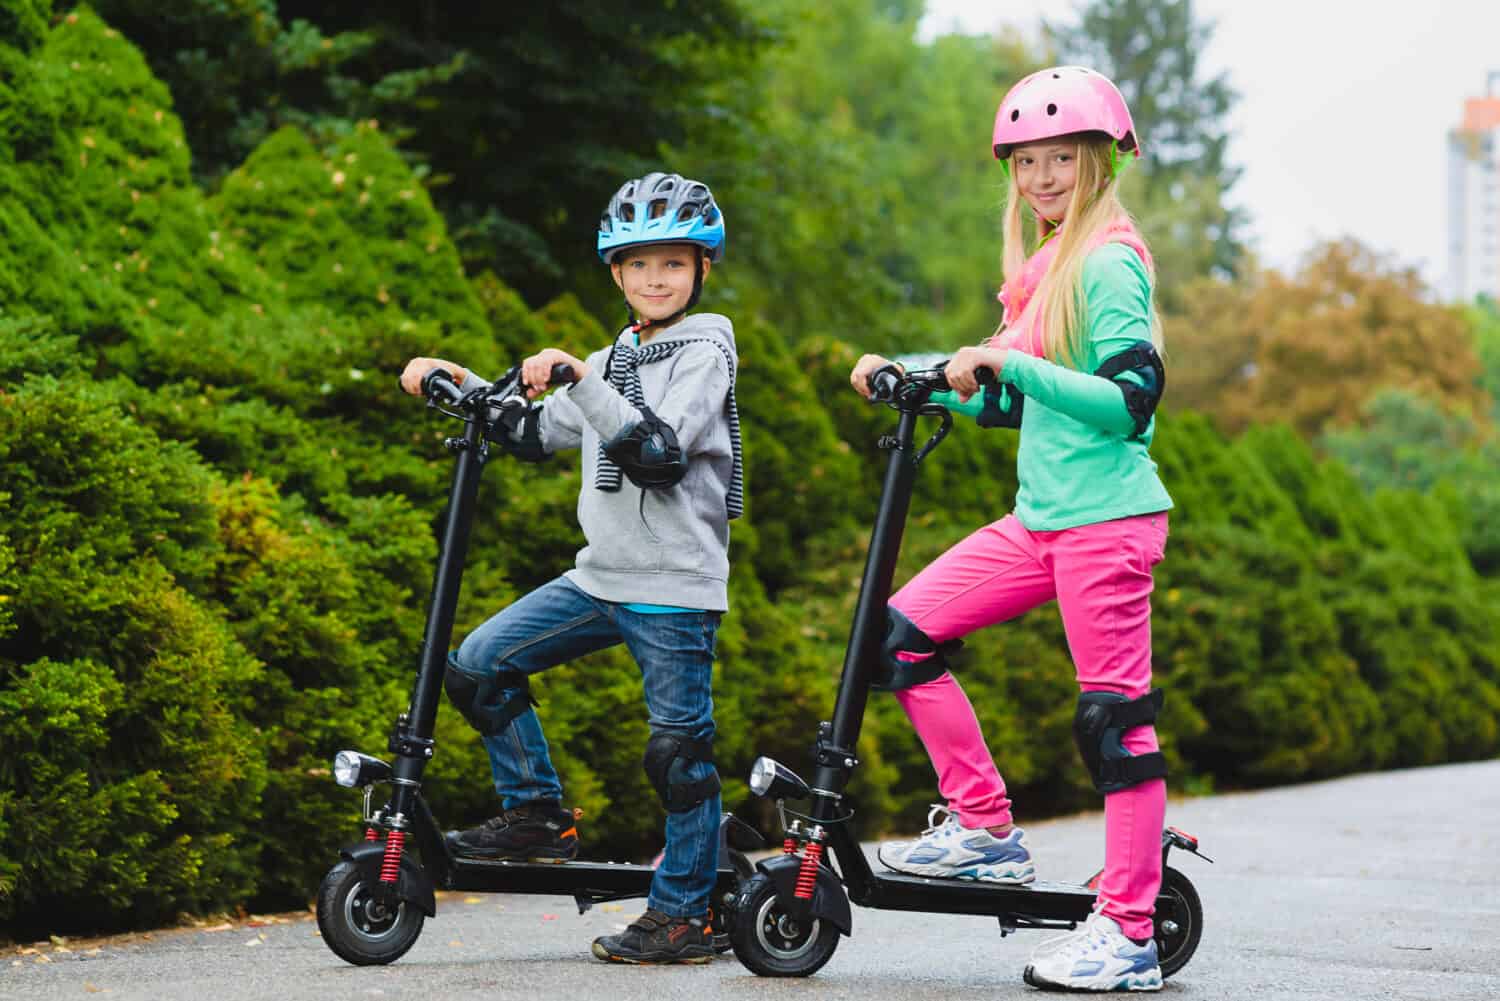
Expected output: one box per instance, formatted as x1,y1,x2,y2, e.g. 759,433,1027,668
941,242,1173,531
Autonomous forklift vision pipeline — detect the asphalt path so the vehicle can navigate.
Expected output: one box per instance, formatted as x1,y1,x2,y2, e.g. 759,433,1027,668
5,759,1498,1000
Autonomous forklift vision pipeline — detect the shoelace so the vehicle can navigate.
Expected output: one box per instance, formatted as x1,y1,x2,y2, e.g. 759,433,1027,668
1030,912,1112,963
919,803,961,838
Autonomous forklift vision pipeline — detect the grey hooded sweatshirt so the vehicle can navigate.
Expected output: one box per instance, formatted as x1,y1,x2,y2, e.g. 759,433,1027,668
461,312,738,612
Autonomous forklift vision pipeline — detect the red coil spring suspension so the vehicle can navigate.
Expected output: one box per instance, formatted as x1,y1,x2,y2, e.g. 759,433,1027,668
783,837,798,855
379,829,405,884
794,841,822,900
364,826,379,842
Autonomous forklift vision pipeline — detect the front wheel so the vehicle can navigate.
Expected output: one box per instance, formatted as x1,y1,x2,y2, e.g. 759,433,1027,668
729,873,840,977
1154,865,1203,978
316,860,425,965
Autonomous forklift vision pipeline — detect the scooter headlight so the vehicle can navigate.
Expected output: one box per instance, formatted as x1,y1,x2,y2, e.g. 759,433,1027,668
332,750,392,788
748,756,811,800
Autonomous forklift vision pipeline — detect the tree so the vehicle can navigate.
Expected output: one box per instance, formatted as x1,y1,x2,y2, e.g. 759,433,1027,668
81,0,769,308
670,0,1039,352
1046,0,1246,297
1469,296,1500,421
1167,240,1490,437
1323,390,1500,575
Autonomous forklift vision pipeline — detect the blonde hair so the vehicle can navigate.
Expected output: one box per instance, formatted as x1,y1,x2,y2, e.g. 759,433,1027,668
1000,137,1162,369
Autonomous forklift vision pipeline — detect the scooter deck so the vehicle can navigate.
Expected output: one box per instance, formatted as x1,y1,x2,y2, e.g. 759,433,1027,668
446,856,742,904
856,871,1099,921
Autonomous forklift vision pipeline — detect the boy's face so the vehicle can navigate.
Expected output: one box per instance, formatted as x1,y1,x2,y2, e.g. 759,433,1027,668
610,243,709,326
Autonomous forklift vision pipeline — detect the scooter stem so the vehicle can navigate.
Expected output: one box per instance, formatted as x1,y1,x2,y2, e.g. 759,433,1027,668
812,407,921,806
395,414,490,794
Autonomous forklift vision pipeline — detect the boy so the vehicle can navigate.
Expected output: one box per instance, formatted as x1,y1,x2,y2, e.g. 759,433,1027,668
399,172,739,964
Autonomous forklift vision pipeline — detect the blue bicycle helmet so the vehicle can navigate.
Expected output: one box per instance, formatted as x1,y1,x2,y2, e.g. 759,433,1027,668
597,172,726,263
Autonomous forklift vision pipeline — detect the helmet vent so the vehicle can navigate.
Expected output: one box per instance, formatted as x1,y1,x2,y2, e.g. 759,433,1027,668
648,198,668,220
1047,103,1058,116
1010,109,1020,121
620,203,635,222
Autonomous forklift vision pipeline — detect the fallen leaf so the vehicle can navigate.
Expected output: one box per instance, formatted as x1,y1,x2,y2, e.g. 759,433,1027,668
463,896,483,904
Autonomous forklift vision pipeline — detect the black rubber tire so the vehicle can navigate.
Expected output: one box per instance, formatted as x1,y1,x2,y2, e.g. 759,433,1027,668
729,873,840,977
316,860,425,966
1155,865,1203,979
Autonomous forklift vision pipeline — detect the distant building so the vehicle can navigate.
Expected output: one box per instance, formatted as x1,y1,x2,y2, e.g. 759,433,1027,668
1448,73,1500,302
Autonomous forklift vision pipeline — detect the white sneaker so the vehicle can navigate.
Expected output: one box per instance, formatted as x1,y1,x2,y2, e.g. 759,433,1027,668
876,805,1035,883
1025,912,1162,992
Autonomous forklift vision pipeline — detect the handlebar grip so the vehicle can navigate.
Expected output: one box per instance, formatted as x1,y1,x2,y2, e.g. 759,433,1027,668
867,364,902,403
550,363,577,386
420,367,461,403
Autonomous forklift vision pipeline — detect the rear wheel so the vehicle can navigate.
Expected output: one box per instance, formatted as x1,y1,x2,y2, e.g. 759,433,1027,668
316,860,425,966
1154,865,1203,979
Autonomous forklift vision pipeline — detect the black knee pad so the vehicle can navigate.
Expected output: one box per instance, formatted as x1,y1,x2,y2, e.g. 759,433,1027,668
443,656,536,736
643,733,720,813
873,606,962,691
1073,689,1167,794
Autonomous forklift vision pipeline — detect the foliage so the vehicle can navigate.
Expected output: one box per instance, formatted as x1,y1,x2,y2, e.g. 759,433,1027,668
673,0,1037,353
2,1,1498,941
1323,390,1500,575
1167,239,1490,436
1047,0,1247,298
79,0,770,306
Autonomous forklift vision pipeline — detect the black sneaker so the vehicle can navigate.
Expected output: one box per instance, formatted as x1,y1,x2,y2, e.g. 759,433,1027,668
591,909,715,964
445,799,579,862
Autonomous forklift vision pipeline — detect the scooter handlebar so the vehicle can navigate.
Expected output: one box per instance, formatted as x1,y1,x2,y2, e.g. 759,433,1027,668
420,367,463,405
866,364,904,403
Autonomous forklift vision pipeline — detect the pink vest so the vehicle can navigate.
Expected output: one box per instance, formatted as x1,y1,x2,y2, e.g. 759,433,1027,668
991,217,1152,360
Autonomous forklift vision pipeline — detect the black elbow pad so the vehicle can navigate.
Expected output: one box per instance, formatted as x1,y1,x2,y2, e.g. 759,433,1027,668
602,406,687,489
976,380,1025,429
489,403,552,463
1093,341,1165,439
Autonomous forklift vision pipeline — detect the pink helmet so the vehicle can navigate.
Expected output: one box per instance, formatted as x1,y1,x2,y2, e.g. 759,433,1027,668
991,66,1139,161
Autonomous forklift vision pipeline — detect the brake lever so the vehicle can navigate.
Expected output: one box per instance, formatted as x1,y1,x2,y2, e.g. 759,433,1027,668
912,404,953,466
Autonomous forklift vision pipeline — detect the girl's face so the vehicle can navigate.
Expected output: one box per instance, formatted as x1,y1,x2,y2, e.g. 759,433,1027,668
610,243,708,329
1012,141,1078,225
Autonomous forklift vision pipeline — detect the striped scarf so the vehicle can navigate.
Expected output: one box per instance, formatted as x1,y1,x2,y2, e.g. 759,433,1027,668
596,336,744,520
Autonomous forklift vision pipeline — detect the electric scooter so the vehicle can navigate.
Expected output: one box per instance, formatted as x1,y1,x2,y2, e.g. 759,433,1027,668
725,364,1209,980
314,365,763,966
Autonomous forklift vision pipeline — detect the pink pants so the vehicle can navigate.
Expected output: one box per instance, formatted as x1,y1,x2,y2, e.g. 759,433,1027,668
889,511,1168,940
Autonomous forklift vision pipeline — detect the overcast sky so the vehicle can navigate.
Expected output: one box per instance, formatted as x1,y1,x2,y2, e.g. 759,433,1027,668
919,1,1500,293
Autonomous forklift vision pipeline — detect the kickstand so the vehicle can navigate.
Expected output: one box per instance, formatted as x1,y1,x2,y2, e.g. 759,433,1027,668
573,894,593,916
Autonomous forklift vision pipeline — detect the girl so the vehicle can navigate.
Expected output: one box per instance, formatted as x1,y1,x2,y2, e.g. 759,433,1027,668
850,66,1172,993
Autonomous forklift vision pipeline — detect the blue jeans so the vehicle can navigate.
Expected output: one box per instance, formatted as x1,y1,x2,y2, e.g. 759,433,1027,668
449,576,722,918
